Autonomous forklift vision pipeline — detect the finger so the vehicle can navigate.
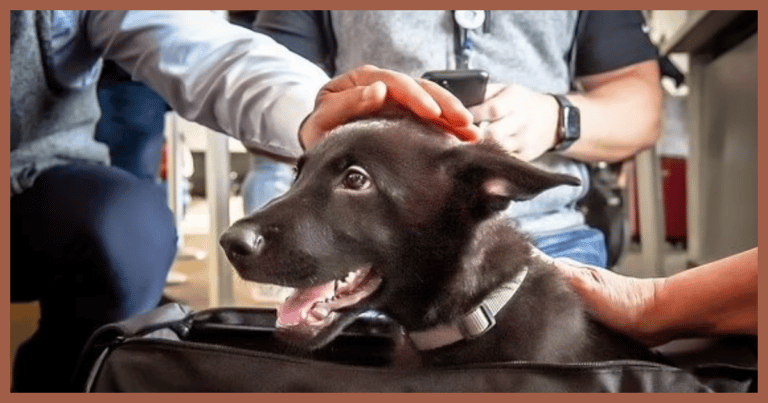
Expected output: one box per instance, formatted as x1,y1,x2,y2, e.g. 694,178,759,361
482,118,522,152
477,120,491,132
344,65,444,119
382,77,480,142
469,84,516,123
346,66,480,140
313,81,388,132
453,124,481,142
485,82,508,99
317,66,481,142
417,78,475,127
427,118,481,142
470,98,508,124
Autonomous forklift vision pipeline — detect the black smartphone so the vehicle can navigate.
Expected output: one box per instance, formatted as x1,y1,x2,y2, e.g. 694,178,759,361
422,69,489,107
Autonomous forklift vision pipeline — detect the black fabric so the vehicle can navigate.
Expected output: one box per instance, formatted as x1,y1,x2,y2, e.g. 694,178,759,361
577,164,626,268
79,304,757,393
11,163,177,392
574,11,659,77
89,342,755,392
253,10,336,75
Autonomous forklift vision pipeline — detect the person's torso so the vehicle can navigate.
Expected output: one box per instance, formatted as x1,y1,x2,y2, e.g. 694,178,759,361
330,11,587,234
331,11,577,94
10,10,109,195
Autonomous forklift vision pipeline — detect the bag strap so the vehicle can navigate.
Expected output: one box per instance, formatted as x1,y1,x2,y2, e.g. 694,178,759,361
98,303,192,338
319,10,337,76
568,10,590,90
73,303,192,391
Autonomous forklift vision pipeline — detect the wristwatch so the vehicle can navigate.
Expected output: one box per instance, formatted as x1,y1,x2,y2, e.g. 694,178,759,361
551,94,580,151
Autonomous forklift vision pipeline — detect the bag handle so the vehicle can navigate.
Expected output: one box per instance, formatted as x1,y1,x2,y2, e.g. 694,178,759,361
73,303,193,390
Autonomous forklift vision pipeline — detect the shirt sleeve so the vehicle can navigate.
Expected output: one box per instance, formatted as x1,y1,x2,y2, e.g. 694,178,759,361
574,11,659,77
86,10,330,161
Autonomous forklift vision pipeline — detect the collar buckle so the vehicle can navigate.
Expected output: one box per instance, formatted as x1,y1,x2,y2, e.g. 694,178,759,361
458,302,496,339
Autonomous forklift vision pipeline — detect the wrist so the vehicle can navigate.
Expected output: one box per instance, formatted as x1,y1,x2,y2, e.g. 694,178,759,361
542,95,559,152
636,278,680,346
549,94,580,152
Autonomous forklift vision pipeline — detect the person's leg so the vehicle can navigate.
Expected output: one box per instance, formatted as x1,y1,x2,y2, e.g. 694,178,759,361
11,163,177,392
241,155,295,215
95,81,167,181
532,227,608,269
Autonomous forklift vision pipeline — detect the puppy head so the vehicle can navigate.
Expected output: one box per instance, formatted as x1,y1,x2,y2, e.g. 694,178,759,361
220,116,579,349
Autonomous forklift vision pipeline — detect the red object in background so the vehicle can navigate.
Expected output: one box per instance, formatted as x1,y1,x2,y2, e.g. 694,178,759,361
628,157,688,245
160,143,168,180
661,158,687,242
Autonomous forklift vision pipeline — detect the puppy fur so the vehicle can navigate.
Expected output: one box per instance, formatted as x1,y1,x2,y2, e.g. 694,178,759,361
221,115,658,365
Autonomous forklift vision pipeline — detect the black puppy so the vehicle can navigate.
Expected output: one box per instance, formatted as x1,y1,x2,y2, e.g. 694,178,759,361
220,115,656,365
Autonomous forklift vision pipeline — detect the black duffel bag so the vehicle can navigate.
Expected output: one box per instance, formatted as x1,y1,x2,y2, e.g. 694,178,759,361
75,303,756,392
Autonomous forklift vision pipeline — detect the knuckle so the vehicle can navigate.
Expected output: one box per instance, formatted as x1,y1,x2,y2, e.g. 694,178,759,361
486,104,505,121
359,64,379,74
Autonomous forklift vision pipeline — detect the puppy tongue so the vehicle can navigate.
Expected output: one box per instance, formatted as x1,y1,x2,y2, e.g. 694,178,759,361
276,282,335,329
275,266,382,343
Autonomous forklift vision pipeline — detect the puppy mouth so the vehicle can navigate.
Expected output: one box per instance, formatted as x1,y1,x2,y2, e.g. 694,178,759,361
275,265,382,348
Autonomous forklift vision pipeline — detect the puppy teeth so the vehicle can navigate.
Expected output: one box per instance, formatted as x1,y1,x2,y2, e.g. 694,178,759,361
311,304,330,319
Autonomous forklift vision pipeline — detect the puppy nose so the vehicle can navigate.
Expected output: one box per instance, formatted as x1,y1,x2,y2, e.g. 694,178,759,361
220,226,265,258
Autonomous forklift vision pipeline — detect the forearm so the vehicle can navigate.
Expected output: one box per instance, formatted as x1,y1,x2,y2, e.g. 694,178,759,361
561,60,663,163
88,10,329,160
645,248,758,341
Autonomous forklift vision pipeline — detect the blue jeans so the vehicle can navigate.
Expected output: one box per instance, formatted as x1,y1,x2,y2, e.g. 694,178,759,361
95,81,167,181
532,227,608,269
11,163,177,391
241,156,295,215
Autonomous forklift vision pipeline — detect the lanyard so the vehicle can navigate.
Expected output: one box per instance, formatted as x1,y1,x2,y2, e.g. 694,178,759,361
453,10,490,69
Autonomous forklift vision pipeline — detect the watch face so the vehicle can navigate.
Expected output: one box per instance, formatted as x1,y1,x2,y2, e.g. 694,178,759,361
564,106,580,139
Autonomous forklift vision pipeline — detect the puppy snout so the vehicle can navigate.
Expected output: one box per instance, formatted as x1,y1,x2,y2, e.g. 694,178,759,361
220,226,265,259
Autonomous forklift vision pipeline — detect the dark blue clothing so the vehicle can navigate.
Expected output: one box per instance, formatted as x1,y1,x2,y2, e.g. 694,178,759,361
95,80,167,181
11,163,177,391
95,60,168,182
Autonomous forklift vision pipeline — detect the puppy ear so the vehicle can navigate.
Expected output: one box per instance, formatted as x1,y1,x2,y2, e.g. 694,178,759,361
443,141,580,215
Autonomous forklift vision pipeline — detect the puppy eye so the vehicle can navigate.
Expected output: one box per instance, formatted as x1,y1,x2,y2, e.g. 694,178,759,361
341,166,371,191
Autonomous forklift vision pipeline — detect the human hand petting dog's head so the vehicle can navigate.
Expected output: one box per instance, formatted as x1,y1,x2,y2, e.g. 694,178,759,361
299,65,480,149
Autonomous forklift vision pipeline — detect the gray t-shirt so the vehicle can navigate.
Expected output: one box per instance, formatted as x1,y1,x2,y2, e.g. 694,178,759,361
261,10,590,236
331,11,588,236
